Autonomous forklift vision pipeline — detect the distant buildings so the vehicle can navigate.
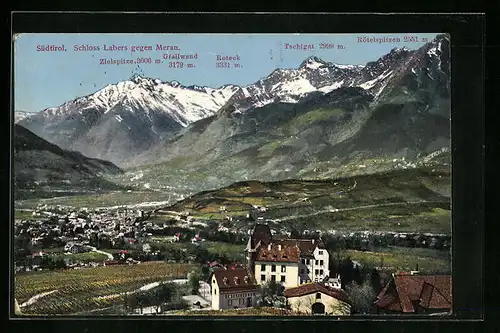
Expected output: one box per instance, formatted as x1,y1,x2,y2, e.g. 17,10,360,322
324,274,342,289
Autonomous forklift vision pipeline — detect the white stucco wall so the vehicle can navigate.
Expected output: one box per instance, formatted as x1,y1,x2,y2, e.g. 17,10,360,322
298,248,330,283
211,277,221,310
218,290,260,310
287,292,350,315
254,261,300,288
211,276,261,310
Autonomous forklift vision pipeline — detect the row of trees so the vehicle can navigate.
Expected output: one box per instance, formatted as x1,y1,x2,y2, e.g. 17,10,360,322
121,269,203,315
122,282,189,314
322,233,451,252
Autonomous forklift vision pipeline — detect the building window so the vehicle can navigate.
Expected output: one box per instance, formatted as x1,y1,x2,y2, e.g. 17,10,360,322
261,274,265,282
319,251,323,255
320,260,324,266
214,288,217,295
300,269,305,274
280,276,286,283
271,265,276,272
307,269,310,274
315,269,319,275
281,265,286,272
315,260,319,265
271,275,276,282
306,259,310,265
228,299,232,306
261,264,266,271
320,270,324,275
301,259,305,264
316,293,321,299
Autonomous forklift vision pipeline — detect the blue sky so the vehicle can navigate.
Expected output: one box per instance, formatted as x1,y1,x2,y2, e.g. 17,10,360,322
14,33,439,112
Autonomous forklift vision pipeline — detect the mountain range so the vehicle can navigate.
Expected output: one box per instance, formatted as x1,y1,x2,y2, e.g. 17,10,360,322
16,34,450,197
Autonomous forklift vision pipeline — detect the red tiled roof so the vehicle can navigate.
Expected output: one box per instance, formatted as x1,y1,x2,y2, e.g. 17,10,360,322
275,238,326,257
254,242,300,263
213,267,259,292
375,274,452,313
284,283,351,304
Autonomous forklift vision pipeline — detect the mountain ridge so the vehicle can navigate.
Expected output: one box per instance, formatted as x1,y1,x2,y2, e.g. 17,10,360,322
14,124,124,199
18,34,450,170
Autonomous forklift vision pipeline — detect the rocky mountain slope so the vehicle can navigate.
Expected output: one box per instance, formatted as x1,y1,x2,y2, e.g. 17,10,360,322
14,124,124,198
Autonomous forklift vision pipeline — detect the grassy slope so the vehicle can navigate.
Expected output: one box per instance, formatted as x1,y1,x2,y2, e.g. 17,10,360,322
152,166,450,234
337,246,451,273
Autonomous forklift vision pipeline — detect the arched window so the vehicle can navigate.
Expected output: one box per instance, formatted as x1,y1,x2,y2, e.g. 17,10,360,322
316,292,321,299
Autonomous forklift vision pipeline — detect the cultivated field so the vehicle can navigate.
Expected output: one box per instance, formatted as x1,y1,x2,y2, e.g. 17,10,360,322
338,246,451,273
14,261,196,315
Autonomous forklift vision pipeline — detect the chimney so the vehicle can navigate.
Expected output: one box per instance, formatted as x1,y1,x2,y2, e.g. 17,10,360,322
312,239,315,244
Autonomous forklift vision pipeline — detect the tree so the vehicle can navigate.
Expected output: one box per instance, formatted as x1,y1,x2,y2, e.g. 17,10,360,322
188,271,201,295
134,291,150,314
290,228,301,238
339,257,354,289
40,256,55,270
89,233,99,247
327,300,351,316
258,280,286,308
353,266,363,285
370,268,382,294
54,258,67,269
345,280,377,314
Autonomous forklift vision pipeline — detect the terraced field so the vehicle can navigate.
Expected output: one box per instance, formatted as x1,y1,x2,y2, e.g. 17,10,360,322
15,262,196,315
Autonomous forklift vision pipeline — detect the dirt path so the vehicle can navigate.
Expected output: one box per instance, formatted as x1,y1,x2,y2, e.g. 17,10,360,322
89,247,114,260
93,279,189,301
20,290,58,308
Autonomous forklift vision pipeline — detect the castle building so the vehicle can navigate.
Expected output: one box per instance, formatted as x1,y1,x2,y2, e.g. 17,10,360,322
245,224,330,288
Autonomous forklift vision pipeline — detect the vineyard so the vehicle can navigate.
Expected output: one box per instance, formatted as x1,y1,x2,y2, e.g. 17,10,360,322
15,262,196,315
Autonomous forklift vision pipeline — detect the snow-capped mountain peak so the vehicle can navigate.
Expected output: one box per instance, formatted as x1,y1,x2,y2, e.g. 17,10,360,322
14,110,37,123
299,56,328,70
